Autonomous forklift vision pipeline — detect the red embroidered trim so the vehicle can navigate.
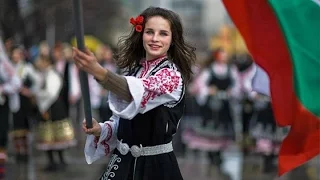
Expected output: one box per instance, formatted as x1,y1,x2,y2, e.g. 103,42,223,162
141,68,180,108
139,55,167,78
101,123,112,155
93,123,112,150
100,140,110,155
139,55,167,66
104,123,113,142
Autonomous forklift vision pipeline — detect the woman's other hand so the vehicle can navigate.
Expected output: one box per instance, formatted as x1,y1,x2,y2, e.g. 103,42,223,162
82,118,101,137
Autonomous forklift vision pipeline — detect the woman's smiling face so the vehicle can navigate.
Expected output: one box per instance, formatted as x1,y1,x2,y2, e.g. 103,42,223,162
142,16,172,60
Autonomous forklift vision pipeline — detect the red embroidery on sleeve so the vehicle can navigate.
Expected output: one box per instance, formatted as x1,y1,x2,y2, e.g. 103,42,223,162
101,140,110,155
104,123,113,142
102,123,112,155
100,122,113,155
141,68,180,108
94,123,112,153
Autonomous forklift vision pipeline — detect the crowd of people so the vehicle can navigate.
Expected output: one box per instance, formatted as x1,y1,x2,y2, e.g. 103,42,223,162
181,48,289,177
0,37,118,179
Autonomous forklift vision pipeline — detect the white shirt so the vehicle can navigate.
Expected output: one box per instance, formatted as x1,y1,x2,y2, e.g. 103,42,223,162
35,67,62,113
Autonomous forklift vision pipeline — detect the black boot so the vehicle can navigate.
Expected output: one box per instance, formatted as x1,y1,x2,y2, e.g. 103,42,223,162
57,150,67,170
44,150,57,172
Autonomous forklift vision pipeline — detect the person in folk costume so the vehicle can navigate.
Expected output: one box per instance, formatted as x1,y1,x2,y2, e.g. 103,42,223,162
73,7,196,180
185,48,237,176
178,62,204,157
33,55,76,172
231,53,257,155
63,43,82,124
53,43,82,128
0,37,21,179
52,43,70,113
10,45,41,162
249,65,289,173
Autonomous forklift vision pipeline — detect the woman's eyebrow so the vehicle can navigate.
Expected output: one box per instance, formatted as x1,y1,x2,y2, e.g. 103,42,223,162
159,30,170,33
145,28,170,33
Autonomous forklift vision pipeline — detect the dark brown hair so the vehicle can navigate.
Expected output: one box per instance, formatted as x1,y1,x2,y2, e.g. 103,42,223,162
114,7,196,83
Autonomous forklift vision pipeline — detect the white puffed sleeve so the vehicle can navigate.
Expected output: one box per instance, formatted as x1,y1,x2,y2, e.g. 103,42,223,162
108,67,184,120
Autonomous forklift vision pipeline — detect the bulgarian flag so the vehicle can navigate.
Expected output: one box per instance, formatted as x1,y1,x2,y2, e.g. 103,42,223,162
222,0,320,176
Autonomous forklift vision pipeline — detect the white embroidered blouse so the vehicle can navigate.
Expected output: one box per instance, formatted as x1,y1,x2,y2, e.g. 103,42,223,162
84,56,184,164
35,67,63,113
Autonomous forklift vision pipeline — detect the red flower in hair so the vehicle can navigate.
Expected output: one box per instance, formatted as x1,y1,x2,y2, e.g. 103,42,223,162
130,17,137,26
135,25,143,32
130,15,144,32
135,16,144,24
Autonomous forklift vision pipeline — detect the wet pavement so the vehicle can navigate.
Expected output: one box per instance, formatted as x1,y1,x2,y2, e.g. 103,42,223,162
5,134,319,180
3,118,319,180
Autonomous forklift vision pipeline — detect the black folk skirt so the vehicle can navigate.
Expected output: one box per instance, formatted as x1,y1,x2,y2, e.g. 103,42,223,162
100,149,183,180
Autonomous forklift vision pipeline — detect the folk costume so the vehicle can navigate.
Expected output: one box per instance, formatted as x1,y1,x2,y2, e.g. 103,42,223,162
182,62,236,168
85,56,185,180
249,66,288,172
55,59,81,120
232,55,257,155
11,60,40,162
0,38,21,178
35,65,76,170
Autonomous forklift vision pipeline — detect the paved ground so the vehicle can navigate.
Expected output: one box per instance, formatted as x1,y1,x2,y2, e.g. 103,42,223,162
3,111,319,180
4,131,319,180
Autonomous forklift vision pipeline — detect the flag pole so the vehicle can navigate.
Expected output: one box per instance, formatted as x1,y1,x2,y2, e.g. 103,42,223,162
72,0,93,128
